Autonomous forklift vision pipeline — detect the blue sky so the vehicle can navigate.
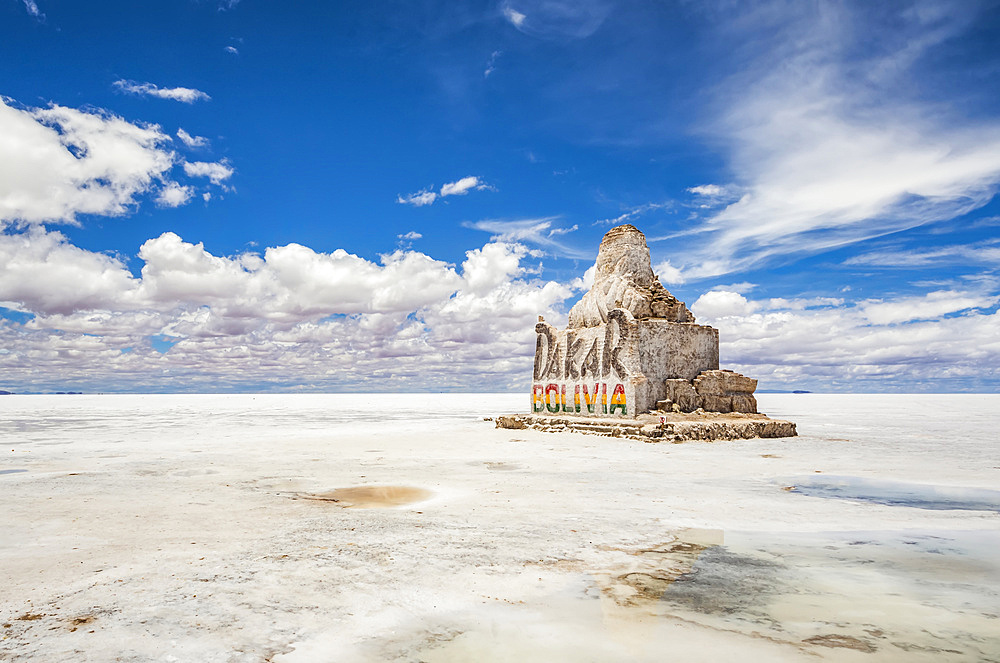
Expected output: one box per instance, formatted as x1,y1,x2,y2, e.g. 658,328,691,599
2,0,999,393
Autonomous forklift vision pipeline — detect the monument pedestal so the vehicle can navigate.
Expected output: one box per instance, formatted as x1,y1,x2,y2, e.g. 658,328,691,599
497,410,797,442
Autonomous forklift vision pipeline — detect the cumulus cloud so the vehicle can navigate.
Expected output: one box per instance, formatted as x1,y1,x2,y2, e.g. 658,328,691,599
183,160,234,185
651,260,686,285
224,46,239,55
176,128,209,148
691,290,758,319
439,176,483,197
397,176,491,206
0,228,581,392
113,80,211,103
0,227,137,315
3,226,999,392
0,97,176,224
692,288,1000,391
673,2,1000,280
0,95,233,226
156,182,193,208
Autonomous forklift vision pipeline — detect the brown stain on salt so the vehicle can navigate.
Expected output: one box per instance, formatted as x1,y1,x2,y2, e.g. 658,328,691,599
803,634,877,652
298,485,432,509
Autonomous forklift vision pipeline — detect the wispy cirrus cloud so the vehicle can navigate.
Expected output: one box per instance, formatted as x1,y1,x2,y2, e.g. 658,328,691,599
673,1,1000,280
113,79,211,104
500,0,609,39
20,0,43,19
464,217,588,258
844,239,1000,268
595,202,673,226
397,175,491,206
484,50,501,78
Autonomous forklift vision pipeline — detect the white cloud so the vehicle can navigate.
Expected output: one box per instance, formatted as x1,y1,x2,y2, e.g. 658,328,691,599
652,260,685,285
673,2,1000,280
595,202,672,226
21,0,43,18
397,176,491,206
439,176,482,197
0,97,177,224
465,217,589,258
397,231,422,241
691,287,1000,391
859,290,998,326
0,227,137,315
844,240,1000,268
156,182,193,208
688,184,725,197
113,80,211,104
176,128,209,148
484,51,501,78
183,160,234,186
691,290,758,319
224,46,239,55
397,190,437,207
501,0,608,39
3,229,999,392
502,5,526,28
0,229,581,392
0,95,233,226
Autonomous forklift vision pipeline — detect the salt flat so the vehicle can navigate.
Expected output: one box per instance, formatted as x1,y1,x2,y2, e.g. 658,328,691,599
1,394,998,662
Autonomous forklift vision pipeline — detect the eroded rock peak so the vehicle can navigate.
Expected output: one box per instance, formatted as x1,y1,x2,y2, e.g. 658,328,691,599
568,224,693,328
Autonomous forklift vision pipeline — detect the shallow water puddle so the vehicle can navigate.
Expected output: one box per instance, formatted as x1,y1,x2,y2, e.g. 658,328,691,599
295,485,433,508
783,475,1000,511
0,469,28,476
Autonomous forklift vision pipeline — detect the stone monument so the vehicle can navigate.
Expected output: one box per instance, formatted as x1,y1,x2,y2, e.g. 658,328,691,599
497,224,796,441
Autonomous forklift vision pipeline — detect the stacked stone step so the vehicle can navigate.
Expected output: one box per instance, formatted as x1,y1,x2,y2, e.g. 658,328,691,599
657,369,758,414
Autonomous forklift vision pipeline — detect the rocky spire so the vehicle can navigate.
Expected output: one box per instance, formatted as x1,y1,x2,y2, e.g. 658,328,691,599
567,224,693,328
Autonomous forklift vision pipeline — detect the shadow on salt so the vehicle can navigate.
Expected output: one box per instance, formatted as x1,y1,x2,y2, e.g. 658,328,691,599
784,475,1000,511
0,469,28,476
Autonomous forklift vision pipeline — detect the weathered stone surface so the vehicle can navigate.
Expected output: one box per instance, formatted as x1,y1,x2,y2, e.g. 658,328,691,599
519,224,791,434
663,379,699,412
658,371,760,414
531,311,718,417
497,412,797,442
694,370,757,395
568,225,693,328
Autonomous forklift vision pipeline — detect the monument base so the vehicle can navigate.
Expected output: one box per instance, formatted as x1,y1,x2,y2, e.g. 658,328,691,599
495,410,797,442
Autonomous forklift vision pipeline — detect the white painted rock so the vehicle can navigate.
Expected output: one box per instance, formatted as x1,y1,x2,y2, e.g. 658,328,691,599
568,224,693,328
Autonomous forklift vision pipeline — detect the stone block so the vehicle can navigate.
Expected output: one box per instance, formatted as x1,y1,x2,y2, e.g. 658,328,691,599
730,394,758,414
700,394,732,414
694,370,757,395
664,379,699,412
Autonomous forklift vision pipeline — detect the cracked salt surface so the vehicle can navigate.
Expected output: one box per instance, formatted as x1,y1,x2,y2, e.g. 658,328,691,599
1,393,999,662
